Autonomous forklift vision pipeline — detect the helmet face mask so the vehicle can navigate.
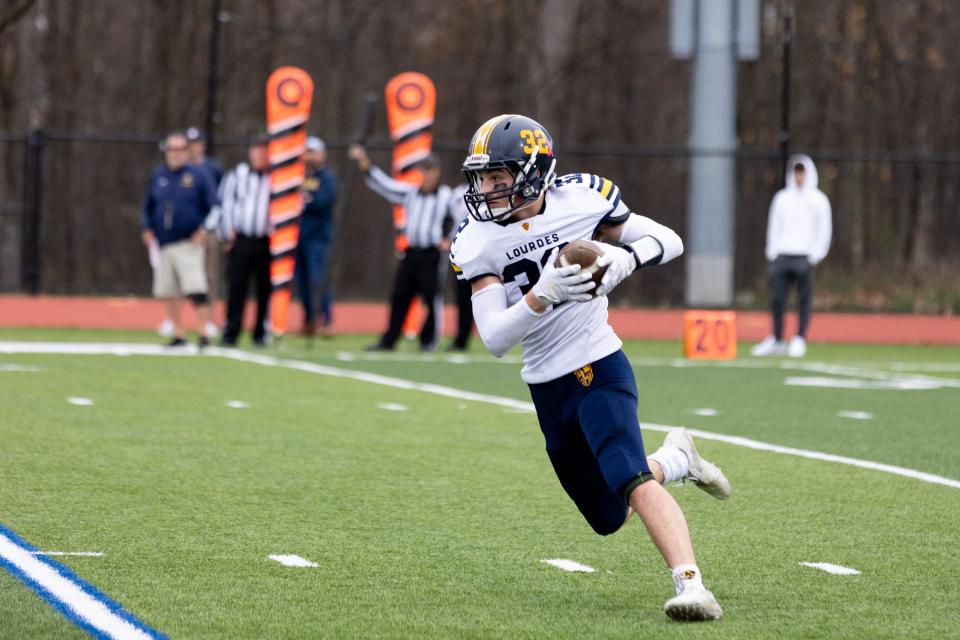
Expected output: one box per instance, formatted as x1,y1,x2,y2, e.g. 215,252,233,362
462,115,557,222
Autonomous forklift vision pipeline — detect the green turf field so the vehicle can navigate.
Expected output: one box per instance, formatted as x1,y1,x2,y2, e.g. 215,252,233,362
1,328,958,639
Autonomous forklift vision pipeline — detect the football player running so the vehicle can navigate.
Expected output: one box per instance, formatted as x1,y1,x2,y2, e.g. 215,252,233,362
450,114,730,622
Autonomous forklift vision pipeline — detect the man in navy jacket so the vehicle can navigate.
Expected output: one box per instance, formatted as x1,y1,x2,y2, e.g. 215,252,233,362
295,136,338,337
141,130,218,347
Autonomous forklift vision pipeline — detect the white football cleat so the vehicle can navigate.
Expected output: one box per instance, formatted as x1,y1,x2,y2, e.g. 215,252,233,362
787,336,807,358
751,335,785,356
664,429,731,500
664,586,723,621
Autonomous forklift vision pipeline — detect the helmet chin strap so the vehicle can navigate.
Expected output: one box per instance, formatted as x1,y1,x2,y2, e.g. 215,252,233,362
502,193,542,220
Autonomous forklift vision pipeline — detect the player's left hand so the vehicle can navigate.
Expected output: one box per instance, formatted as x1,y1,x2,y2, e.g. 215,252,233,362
594,242,637,296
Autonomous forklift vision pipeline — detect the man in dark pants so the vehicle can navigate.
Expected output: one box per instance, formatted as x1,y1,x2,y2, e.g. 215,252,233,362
214,136,273,346
769,255,812,344
295,136,338,337
752,155,833,358
347,145,456,351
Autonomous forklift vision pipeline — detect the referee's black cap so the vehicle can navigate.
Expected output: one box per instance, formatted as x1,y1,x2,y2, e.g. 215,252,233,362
416,152,441,170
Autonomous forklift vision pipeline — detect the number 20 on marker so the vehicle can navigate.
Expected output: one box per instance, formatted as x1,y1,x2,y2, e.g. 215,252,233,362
683,311,737,360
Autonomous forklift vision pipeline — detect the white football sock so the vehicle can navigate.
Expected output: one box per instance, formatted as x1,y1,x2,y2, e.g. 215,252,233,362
671,564,705,595
648,446,689,483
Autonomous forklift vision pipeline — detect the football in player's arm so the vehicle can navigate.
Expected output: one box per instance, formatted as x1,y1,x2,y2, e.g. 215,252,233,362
450,114,730,622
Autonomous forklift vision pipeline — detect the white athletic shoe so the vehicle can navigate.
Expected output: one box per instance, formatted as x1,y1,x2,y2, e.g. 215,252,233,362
664,429,731,500
751,335,785,356
205,321,221,339
664,586,723,621
787,336,807,358
157,319,175,337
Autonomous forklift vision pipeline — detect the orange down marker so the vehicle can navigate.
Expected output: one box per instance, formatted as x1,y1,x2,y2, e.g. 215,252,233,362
683,310,737,360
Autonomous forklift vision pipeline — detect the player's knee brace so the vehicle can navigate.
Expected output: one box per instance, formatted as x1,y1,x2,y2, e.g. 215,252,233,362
187,293,208,306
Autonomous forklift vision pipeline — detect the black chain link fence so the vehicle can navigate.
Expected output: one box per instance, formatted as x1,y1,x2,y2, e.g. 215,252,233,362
2,130,959,313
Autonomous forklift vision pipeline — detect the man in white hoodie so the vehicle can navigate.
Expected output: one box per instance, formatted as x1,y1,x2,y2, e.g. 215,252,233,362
752,155,832,358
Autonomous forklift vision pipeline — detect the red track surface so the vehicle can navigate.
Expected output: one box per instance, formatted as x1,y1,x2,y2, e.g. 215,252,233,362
1,295,957,345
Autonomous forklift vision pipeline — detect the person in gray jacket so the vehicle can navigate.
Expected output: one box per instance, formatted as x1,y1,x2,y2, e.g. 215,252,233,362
752,154,832,358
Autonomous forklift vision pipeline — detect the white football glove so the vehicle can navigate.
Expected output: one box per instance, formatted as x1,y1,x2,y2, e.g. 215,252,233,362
532,248,596,306
594,241,638,296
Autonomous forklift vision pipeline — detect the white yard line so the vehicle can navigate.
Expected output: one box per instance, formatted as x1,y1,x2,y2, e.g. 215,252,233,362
3,341,956,386
541,559,596,573
376,402,409,411
1,363,41,371
2,341,958,490
334,350,523,365
30,551,104,557
838,411,874,420
643,424,960,490
268,554,318,568
800,562,861,575
790,361,960,389
325,350,960,389
784,376,948,390
0,342,180,356
213,348,536,412
0,528,160,639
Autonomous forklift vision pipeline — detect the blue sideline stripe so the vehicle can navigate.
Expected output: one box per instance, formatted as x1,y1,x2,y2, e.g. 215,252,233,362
0,524,165,639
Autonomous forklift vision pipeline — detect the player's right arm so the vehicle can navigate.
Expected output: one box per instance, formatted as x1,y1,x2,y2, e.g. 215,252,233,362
468,249,594,358
469,277,543,358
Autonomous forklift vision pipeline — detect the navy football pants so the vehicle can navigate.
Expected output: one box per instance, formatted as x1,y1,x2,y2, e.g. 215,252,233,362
528,350,654,535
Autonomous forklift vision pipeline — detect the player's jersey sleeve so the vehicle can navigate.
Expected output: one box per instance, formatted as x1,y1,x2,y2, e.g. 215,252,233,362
449,216,496,282
554,173,630,226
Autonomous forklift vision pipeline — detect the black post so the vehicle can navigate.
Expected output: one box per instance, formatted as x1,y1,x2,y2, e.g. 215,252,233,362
20,129,44,295
325,93,377,289
204,0,223,153
779,8,793,182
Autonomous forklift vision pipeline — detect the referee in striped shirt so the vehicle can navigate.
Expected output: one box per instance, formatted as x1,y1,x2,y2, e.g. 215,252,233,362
211,136,273,346
348,144,457,351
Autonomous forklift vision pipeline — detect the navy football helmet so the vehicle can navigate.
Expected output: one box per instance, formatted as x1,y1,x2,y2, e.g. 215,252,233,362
462,114,557,222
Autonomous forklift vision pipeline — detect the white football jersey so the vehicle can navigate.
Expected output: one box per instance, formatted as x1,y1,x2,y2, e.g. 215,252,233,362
450,173,631,383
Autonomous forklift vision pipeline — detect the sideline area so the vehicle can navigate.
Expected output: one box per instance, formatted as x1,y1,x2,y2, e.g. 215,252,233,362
2,294,958,344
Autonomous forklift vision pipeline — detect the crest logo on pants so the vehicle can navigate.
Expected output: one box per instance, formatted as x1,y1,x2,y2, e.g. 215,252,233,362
574,364,593,387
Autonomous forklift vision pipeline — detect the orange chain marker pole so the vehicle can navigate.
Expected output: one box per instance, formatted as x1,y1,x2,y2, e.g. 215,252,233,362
385,72,436,339
266,66,313,337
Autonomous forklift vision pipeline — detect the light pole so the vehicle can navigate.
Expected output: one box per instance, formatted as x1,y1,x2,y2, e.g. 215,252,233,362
779,7,794,183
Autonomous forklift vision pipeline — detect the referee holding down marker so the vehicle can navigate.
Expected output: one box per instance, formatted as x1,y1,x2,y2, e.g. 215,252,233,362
348,144,457,352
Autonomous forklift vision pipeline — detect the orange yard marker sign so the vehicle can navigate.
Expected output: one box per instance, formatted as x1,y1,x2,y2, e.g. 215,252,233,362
683,310,737,360
385,72,436,338
266,66,314,336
